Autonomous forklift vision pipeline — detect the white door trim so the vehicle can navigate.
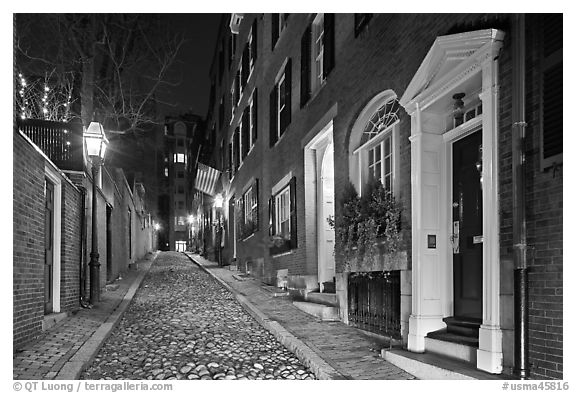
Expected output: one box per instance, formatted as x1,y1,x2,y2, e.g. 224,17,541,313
44,165,62,314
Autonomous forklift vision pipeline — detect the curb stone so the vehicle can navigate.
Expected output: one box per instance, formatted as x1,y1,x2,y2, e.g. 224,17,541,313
182,252,346,380
55,252,158,380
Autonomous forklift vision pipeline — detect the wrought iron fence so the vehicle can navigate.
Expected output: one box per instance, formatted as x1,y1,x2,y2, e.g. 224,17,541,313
17,118,83,171
348,270,401,338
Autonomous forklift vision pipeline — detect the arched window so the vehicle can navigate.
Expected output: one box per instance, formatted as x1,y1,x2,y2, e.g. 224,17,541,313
349,90,401,196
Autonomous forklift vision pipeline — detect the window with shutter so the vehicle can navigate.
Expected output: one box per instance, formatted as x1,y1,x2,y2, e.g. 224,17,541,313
251,89,258,143
271,13,288,50
269,86,278,147
242,46,249,87
234,128,240,171
279,59,292,135
242,108,250,158
540,14,563,170
251,19,257,66
270,176,297,255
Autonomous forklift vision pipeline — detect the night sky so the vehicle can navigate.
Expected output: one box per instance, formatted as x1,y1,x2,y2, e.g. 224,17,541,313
155,13,222,118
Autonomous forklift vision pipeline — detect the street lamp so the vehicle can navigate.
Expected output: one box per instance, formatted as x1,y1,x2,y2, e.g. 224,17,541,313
84,121,109,304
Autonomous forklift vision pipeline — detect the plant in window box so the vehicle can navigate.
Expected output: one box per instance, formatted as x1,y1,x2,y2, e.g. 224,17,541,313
329,179,402,272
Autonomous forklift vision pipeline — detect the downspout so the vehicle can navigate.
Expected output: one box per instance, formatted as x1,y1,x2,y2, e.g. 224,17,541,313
511,13,530,379
79,187,91,308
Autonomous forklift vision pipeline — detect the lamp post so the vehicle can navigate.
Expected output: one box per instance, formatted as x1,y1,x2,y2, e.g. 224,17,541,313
84,122,109,304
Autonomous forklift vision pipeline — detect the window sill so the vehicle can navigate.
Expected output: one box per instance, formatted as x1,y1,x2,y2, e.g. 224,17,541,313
271,250,294,258
241,233,256,242
270,126,290,149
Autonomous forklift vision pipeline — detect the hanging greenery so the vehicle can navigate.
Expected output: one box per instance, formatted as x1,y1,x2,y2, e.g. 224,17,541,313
328,178,402,272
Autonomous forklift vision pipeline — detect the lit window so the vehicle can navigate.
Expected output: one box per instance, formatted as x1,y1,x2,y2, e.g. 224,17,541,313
164,167,168,177
240,182,259,238
174,153,185,163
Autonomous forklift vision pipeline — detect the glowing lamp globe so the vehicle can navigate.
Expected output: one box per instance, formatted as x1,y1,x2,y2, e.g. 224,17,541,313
214,194,223,209
84,122,109,160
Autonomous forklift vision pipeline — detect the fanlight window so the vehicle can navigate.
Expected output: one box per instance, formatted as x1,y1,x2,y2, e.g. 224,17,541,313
360,98,400,145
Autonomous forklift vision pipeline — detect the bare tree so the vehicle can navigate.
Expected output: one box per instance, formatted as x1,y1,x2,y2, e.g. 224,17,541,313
15,14,186,133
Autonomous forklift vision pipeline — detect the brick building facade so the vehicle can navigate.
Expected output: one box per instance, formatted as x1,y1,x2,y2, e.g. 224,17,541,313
13,123,154,349
199,14,562,379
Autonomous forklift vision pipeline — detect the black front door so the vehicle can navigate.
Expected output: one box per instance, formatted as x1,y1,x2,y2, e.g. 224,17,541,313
452,131,483,321
44,178,54,314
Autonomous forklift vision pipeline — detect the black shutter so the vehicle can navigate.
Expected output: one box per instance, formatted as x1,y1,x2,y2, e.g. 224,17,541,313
300,25,311,108
234,128,240,171
289,176,297,249
242,45,249,87
272,14,279,49
323,13,335,78
268,196,276,236
269,86,278,147
252,88,258,143
541,14,563,164
280,58,292,135
240,191,245,238
242,108,250,158
252,19,258,62
254,178,259,230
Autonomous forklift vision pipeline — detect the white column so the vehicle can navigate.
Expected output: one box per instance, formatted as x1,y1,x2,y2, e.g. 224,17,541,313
407,105,445,352
477,56,503,374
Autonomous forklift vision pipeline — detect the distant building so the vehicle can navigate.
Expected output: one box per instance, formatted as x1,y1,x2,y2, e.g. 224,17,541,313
158,115,204,251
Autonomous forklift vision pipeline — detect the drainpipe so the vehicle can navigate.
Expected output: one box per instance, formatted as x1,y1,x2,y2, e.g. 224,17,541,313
512,13,530,379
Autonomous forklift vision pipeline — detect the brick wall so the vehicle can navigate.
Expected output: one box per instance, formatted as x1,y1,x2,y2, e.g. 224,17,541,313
59,181,82,312
523,15,563,379
13,131,46,348
14,131,82,348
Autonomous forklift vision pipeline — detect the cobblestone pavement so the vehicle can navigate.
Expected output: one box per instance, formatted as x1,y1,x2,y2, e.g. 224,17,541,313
81,252,315,380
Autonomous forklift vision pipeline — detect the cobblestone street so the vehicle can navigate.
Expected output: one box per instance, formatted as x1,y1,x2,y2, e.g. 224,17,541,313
81,252,315,380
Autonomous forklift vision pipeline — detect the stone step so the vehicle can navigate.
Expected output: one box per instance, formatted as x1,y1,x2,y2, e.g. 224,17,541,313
443,317,480,338
424,332,478,364
42,312,67,331
293,301,339,321
304,292,338,307
382,348,506,380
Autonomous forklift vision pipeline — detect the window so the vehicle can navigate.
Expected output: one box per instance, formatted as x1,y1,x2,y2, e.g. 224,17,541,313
177,185,184,194
540,14,562,169
164,167,168,177
249,20,257,71
174,153,185,163
239,180,259,239
177,200,184,210
350,92,401,196
269,60,291,147
301,14,335,106
269,176,297,255
271,13,288,49
177,138,184,147
250,90,258,145
354,14,372,37
233,127,240,171
177,170,184,179
367,134,393,192
275,186,290,239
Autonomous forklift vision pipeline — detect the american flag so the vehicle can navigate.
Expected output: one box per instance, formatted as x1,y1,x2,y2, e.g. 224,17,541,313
194,162,221,196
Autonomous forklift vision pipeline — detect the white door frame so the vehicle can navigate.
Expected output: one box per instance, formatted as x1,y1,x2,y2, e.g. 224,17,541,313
44,164,62,314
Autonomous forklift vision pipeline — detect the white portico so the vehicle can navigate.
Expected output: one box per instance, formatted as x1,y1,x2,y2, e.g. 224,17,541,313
400,29,505,374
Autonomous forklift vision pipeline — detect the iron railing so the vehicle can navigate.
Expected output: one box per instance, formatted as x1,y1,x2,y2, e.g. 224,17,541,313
17,118,83,171
348,270,401,338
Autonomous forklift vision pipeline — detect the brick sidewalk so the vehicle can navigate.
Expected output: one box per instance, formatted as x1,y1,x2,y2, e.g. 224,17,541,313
185,253,416,380
13,253,156,380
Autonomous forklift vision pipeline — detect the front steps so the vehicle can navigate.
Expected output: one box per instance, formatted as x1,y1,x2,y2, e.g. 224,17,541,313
382,348,505,380
293,291,339,321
